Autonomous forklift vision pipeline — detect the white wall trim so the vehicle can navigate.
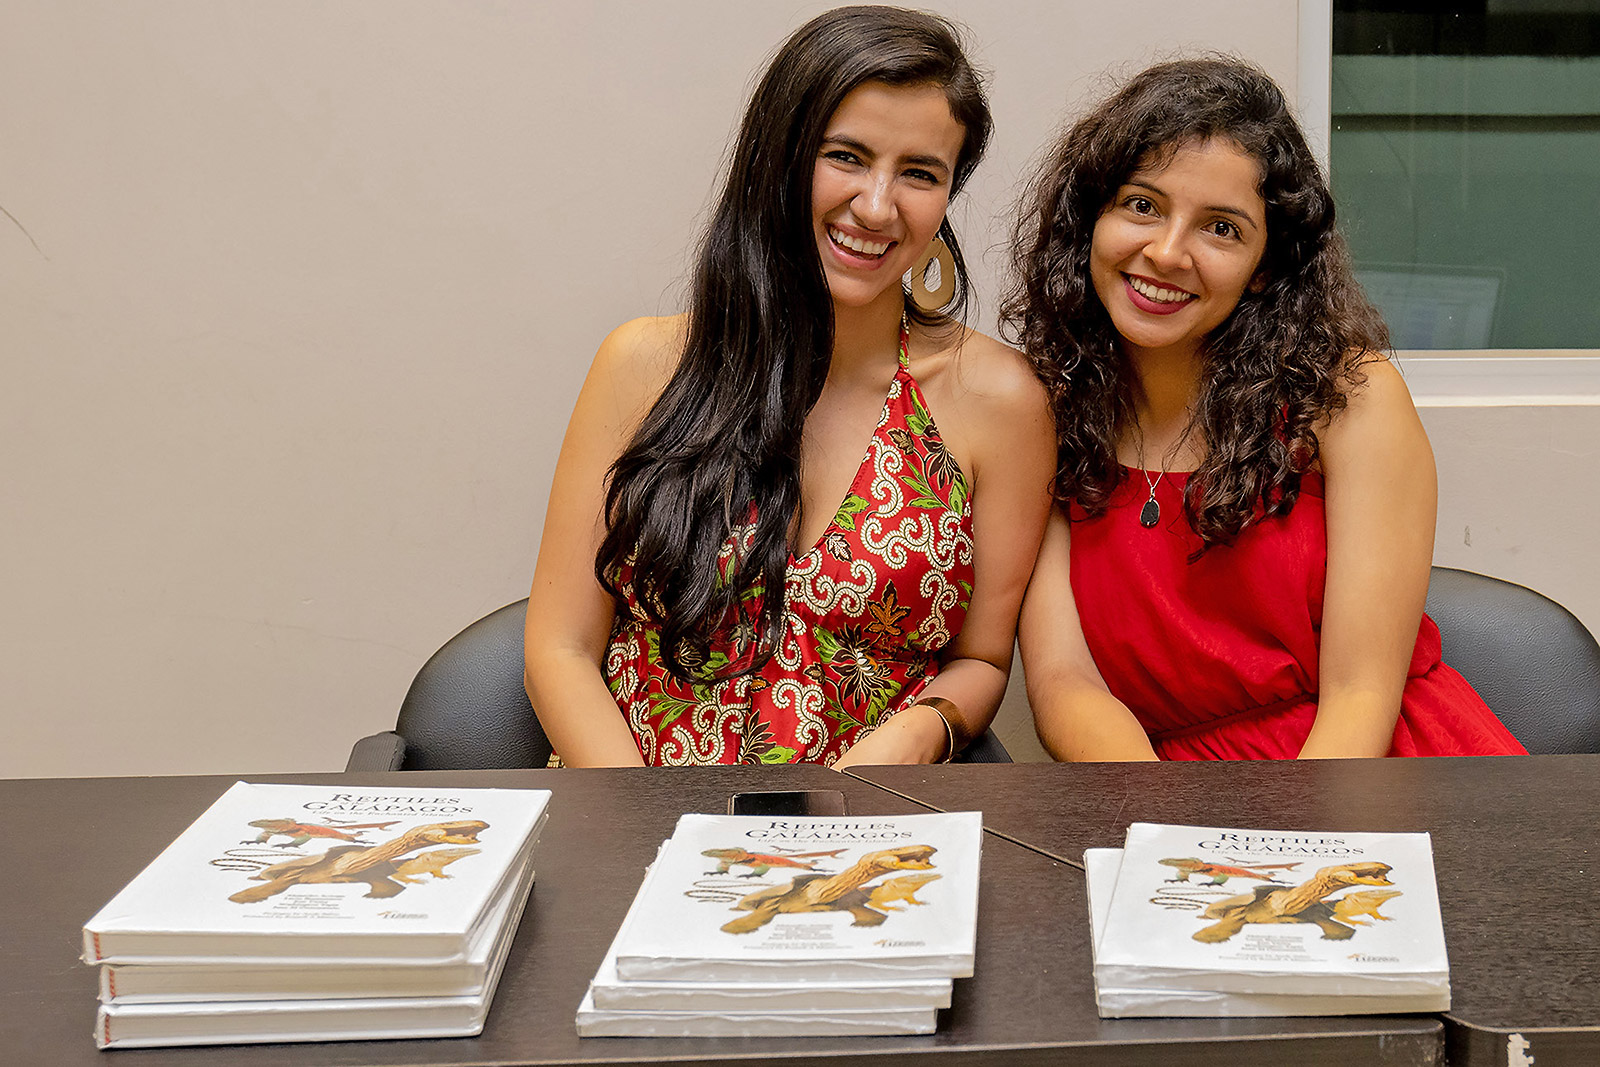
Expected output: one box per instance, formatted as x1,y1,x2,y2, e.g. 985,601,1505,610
1397,353,1600,407
1296,0,1333,169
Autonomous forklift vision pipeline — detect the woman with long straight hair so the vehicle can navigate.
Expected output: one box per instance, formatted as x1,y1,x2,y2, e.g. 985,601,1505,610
524,6,1054,767
1006,57,1524,760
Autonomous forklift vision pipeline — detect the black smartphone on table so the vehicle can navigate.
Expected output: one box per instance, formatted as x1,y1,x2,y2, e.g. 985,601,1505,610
726,790,848,816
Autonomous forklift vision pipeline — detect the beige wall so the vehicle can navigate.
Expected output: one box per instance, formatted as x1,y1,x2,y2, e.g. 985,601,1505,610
2,0,1457,778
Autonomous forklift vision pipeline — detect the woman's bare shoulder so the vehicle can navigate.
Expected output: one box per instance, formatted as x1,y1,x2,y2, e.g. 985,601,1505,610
1321,351,1429,465
593,314,686,386
946,327,1051,424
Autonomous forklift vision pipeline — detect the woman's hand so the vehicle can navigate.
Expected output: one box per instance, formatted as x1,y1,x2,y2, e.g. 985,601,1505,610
1299,357,1436,759
831,703,952,769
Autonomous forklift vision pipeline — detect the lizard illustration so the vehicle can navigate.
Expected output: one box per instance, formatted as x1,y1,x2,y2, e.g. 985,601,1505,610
701,846,848,878
1193,861,1395,943
1158,857,1303,885
228,821,488,903
865,872,942,911
243,818,401,849
722,844,938,934
1331,888,1403,926
392,847,481,883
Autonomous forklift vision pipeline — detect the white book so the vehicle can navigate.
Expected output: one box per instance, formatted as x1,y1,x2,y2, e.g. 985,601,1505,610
1095,824,1450,1001
575,990,937,1037
99,859,537,1003
95,855,533,1049
1084,848,1447,1017
98,991,493,1049
613,812,982,982
589,853,951,1012
84,782,550,964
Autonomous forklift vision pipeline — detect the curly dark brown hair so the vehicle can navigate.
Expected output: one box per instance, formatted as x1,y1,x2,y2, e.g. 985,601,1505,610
1001,56,1389,548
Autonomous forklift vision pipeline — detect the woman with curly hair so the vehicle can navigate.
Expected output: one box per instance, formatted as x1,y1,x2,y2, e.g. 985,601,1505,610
523,7,1054,767
1004,57,1523,760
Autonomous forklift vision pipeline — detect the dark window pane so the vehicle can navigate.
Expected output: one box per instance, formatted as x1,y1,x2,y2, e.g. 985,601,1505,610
1332,2,1600,348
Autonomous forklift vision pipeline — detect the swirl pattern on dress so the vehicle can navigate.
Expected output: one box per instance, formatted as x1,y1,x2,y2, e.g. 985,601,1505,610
605,328,974,765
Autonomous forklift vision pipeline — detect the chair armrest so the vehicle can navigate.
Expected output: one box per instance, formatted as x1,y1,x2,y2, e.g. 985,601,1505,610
346,731,407,772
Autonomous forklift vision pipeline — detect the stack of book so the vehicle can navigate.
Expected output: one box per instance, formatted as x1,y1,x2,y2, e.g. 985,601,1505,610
577,810,983,1037
1086,822,1450,1017
83,781,551,1048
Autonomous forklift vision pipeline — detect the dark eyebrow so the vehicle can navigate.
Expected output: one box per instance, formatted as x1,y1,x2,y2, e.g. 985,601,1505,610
1124,178,1261,232
822,135,952,175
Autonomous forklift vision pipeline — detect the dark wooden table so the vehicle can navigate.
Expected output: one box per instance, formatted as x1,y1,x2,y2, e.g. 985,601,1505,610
845,756,1600,1067
1,765,1443,1065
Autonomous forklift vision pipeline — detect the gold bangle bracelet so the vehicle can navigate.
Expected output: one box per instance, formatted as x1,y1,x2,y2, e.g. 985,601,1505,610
916,696,964,763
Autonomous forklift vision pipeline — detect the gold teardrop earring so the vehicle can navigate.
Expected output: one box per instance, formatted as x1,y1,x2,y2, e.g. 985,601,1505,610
909,236,956,311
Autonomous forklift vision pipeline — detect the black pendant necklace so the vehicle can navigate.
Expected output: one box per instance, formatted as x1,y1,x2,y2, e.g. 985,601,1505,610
1139,479,1162,528
1133,426,1183,530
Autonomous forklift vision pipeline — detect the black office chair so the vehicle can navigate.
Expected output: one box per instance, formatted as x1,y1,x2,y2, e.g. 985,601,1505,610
1425,566,1600,754
347,598,1010,771
348,600,551,772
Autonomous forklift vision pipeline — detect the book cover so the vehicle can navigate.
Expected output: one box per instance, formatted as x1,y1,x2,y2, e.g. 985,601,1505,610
1095,823,1449,998
99,859,537,1003
613,812,982,982
1084,847,1448,1016
83,782,550,964
589,853,951,1012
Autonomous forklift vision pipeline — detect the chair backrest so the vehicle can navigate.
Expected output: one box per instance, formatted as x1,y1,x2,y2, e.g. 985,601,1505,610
395,599,553,770
1425,566,1600,754
395,597,1010,767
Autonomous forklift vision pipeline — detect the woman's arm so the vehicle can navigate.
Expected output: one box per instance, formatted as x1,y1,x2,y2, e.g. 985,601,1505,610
523,317,681,767
1019,509,1160,761
1298,357,1436,759
833,334,1056,768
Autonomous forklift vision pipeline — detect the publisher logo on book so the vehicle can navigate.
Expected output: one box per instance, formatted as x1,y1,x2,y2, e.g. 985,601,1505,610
1347,953,1398,963
378,910,427,920
873,939,925,948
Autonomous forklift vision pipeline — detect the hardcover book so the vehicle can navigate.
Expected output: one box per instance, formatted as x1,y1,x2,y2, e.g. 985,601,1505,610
588,853,951,1013
95,861,532,1049
611,811,982,982
99,859,538,1004
98,990,498,1049
1084,847,1447,1017
1094,823,1449,1003
83,781,551,964
575,989,938,1037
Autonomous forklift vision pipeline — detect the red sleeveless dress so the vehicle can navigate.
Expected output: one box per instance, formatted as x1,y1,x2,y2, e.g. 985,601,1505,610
606,329,974,766
1070,469,1526,759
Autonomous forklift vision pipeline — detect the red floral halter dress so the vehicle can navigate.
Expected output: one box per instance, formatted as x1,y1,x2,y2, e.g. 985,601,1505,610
605,325,974,765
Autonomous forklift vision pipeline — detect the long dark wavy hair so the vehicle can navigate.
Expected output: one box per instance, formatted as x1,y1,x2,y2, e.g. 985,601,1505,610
596,6,992,679
1003,57,1388,548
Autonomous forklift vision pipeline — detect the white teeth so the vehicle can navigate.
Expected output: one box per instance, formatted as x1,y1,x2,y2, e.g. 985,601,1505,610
1128,276,1194,303
828,226,889,257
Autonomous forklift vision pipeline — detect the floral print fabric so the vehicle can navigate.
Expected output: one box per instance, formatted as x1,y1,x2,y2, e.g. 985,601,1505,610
605,333,974,765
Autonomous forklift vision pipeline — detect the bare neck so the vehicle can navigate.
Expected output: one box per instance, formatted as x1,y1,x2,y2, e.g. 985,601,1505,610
1124,345,1204,468
828,297,906,386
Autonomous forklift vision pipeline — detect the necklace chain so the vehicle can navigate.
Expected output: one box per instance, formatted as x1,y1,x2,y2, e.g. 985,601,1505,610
1132,422,1192,530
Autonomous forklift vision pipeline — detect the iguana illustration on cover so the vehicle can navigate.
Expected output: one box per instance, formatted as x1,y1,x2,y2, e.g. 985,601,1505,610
1152,857,1404,944
226,820,488,904
712,844,944,934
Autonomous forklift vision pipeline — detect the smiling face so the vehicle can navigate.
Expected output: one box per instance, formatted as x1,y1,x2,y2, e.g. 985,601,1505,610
811,80,966,314
1089,137,1269,365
